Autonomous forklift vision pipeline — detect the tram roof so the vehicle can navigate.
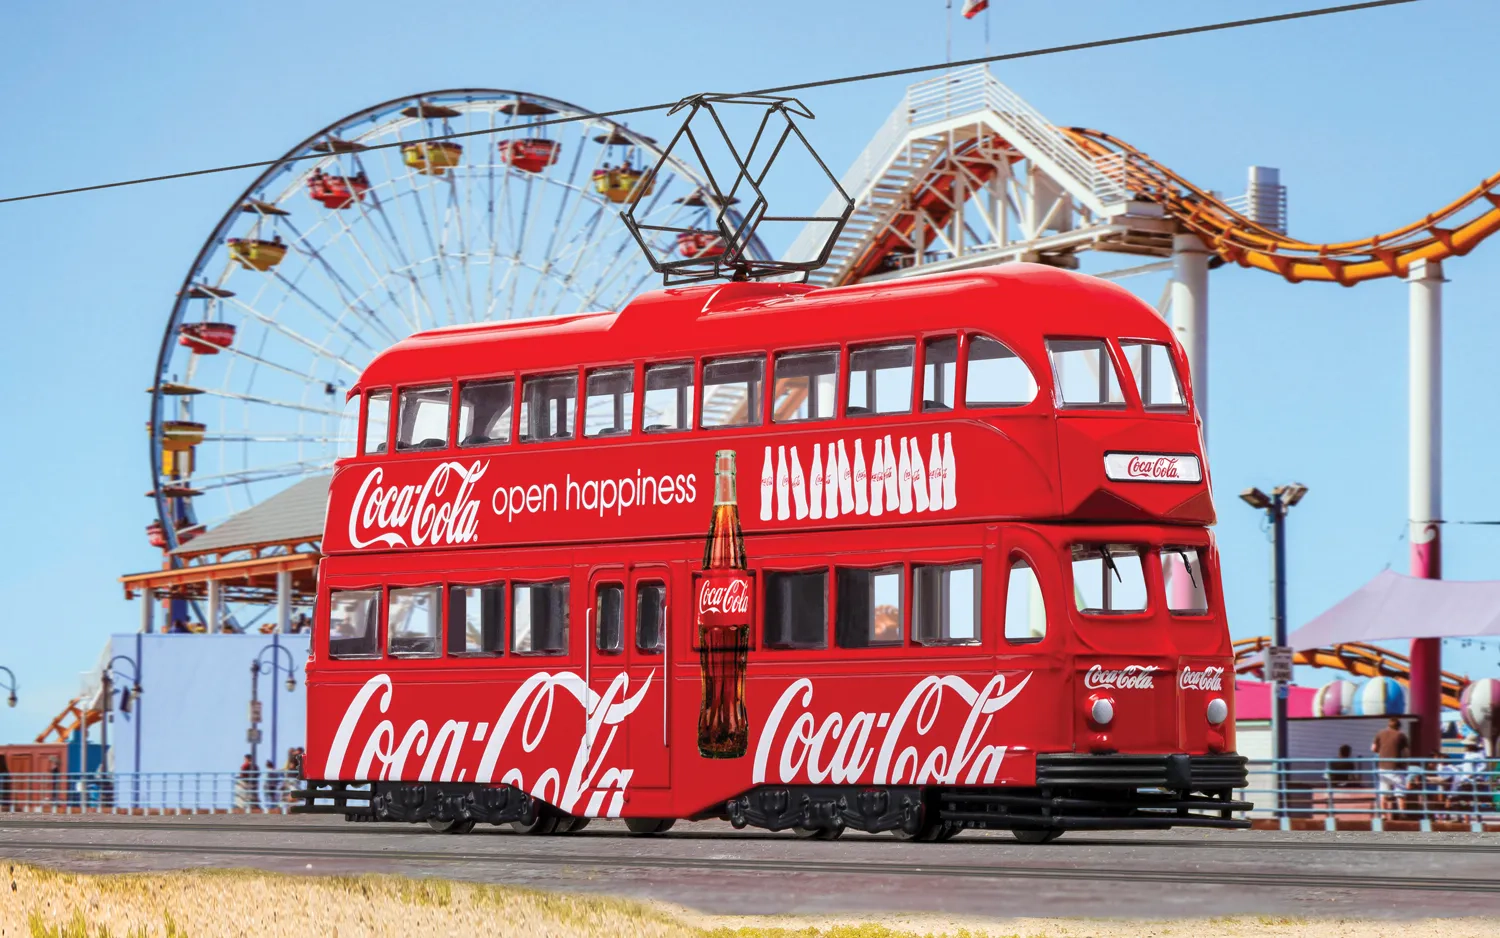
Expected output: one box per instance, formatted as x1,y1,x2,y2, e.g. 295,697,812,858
357,263,1169,390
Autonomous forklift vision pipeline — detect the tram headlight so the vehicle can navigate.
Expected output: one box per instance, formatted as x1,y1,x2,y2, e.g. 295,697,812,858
1206,697,1228,726
1089,695,1115,727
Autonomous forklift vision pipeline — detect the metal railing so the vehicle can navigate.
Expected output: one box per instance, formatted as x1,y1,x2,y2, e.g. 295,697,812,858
0,771,299,815
1245,756,1500,832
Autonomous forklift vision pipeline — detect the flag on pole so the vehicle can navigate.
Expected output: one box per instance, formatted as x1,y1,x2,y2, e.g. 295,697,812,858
961,0,988,19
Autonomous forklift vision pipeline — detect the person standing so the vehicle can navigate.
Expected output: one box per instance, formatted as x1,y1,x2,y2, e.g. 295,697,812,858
234,754,257,812
1371,718,1410,816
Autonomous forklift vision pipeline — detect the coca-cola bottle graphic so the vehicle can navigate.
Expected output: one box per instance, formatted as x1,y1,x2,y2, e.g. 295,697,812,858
697,449,751,759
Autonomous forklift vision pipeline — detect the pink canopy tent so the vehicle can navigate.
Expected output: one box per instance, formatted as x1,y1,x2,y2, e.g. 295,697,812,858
1234,679,1315,720
1287,569,1500,649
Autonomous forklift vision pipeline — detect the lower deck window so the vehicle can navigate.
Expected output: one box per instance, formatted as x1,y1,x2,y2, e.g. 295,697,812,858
513,580,570,655
1163,547,1209,615
835,566,903,647
388,587,440,656
636,582,666,653
595,583,624,653
1072,545,1148,614
913,564,980,645
328,589,380,658
764,570,827,649
448,583,505,655
1005,560,1046,643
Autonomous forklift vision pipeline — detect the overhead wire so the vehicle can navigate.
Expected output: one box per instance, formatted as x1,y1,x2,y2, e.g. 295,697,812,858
0,0,1422,206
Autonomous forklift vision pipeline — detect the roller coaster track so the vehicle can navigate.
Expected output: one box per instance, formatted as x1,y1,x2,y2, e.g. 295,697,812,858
1232,636,1470,710
1065,127,1500,285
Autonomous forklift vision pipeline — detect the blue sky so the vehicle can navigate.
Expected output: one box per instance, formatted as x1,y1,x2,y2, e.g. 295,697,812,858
2,0,1498,742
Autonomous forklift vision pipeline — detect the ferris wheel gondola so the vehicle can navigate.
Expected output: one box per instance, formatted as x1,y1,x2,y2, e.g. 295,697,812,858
150,88,768,629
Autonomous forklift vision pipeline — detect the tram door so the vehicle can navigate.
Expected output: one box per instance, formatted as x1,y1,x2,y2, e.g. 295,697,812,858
585,565,671,796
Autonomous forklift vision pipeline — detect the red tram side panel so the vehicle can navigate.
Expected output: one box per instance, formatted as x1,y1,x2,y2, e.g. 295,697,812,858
298,264,1249,839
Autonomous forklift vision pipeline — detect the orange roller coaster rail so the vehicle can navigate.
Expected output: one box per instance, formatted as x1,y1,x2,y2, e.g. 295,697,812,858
1065,128,1500,285
1232,636,1470,711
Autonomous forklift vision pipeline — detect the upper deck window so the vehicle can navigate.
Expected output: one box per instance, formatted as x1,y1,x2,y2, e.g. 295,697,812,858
643,362,694,434
338,395,359,459
584,367,634,438
1163,547,1209,615
329,589,379,659
966,335,1037,408
447,583,505,655
1047,339,1125,408
772,349,838,423
913,563,981,646
458,379,514,448
512,580,569,655
1072,545,1148,615
764,570,828,649
388,586,440,656
1121,341,1187,412
396,386,451,451
922,337,958,412
701,355,765,429
847,342,914,417
363,391,390,455
519,373,577,442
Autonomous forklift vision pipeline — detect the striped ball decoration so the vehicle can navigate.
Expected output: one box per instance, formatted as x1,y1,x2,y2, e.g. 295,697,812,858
1312,679,1358,717
1354,677,1406,716
1459,677,1500,743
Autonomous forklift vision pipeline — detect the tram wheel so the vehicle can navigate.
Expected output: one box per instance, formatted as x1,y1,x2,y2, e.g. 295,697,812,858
624,818,676,835
1011,829,1063,844
510,804,561,835
427,818,475,835
934,824,962,842
555,816,592,834
891,819,945,842
791,825,844,840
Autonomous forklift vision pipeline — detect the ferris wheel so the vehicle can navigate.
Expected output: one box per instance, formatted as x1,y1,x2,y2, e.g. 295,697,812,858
150,88,759,553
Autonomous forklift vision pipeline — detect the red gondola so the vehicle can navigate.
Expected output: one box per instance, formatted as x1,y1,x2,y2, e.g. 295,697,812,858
676,231,725,259
499,139,560,174
178,322,237,354
146,520,168,549
308,171,371,210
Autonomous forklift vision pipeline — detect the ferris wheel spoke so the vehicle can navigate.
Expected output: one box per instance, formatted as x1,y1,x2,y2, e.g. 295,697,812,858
523,136,601,317
221,297,363,375
439,172,477,324
404,170,461,326
195,385,346,418
261,268,382,353
314,184,425,336
358,176,441,332
278,220,405,348
374,138,443,332
185,459,337,491
201,433,349,444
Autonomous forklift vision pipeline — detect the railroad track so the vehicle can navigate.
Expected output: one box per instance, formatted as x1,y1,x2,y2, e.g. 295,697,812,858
1,837,1498,894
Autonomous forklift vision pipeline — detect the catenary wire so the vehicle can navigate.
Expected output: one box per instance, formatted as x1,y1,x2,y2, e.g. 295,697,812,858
0,0,1422,206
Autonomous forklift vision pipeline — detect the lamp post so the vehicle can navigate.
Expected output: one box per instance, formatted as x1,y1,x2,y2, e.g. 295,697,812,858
250,636,299,772
0,666,17,708
1240,483,1308,815
103,655,143,806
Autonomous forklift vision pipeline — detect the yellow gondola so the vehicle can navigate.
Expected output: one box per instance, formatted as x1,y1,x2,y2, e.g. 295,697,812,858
591,165,656,205
156,420,207,450
402,141,463,175
227,237,288,272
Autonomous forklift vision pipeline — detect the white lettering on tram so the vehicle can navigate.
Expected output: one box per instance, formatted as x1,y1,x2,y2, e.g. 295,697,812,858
1178,665,1225,692
752,673,1031,787
1083,664,1158,691
347,461,487,549
324,671,653,817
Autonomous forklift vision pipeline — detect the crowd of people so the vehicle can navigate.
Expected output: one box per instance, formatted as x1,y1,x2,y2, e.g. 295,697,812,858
234,747,305,811
1320,718,1494,820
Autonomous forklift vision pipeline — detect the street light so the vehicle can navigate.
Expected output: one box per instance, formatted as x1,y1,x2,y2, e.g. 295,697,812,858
100,655,144,808
250,638,300,772
0,666,17,708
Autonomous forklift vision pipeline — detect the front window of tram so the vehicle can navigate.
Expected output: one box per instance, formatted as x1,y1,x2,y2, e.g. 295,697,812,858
1047,339,1126,408
1072,546,1148,614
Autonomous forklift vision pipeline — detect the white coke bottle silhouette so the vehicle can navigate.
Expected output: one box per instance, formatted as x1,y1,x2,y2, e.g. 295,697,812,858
759,447,774,522
868,438,885,517
897,437,913,514
853,439,868,515
836,440,854,514
942,431,957,510
789,446,808,520
909,436,929,512
824,441,839,519
809,444,824,520
928,433,943,509
775,445,790,521
882,434,898,510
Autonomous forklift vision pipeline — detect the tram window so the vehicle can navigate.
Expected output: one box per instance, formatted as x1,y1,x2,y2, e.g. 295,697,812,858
447,583,504,656
584,367,635,438
772,349,838,423
595,583,624,654
1072,545,1148,615
966,335,1037,408
396,386,452,451
1120,341,1187,412
458,379,514,448
388,586,441,656
912,563,981,646
922,337,958,412
363,391,390,454
636,582,666,653
643,362,694,434
512,580,570,655
337,395,359,459
835,566,903,648
328,589,380,658
519,373,577,442
1004,560,1046,643
1046,339,1125,408
701,355,765,428
1162,547,1209,615
763,571,828,649
846,342,914,416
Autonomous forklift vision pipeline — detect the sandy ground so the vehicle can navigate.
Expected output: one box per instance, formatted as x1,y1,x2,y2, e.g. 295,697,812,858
5,864,1500,938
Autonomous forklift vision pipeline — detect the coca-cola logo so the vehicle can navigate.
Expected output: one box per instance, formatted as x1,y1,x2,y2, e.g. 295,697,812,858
1179,665,1225,692
347,461,488,549
1103,452,1203,484
697,575,750,617
1127,456,1181,479
1083,664,1157,690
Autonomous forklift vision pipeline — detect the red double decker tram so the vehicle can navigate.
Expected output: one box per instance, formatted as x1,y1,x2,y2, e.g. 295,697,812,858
298,263,1250,841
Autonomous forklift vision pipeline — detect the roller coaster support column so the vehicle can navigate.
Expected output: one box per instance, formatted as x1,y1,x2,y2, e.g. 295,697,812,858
1171,234,1211,437
1408,258,1444,759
